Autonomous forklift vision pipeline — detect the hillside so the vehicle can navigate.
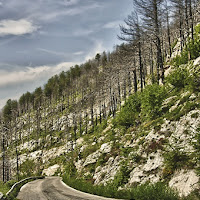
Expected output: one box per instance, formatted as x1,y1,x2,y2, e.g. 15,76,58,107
1,47,200,200
0,1,200,200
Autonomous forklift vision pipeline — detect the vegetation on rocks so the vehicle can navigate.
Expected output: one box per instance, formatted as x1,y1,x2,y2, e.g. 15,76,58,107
0,1,200,200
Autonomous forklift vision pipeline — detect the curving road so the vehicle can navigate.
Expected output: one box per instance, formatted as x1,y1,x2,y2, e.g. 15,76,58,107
17,177,120,200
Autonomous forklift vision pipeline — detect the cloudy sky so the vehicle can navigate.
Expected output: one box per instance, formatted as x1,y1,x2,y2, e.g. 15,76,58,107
0,0,133,109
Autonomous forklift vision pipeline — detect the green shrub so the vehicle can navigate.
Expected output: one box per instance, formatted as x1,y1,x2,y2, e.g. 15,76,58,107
20,160,38,177
96,153,109,167
62,174,179,200
128,182,179,200
112,162,130,188
163,149,190,176
172,24,200,67
113,94,141,128
0,181,11,195
189,72,200,92
64,160,77,177
166,67,191,90
141,84,166,120
195,23,200,34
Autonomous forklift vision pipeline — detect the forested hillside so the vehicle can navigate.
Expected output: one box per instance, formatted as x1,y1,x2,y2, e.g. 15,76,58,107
0,0,200,199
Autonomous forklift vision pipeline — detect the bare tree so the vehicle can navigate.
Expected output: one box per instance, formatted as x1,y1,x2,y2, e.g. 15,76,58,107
119,12,145,90
133,0,164,83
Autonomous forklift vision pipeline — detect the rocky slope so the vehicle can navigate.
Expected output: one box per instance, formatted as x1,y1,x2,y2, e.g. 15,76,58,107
2,56,198,199
1,22,200,198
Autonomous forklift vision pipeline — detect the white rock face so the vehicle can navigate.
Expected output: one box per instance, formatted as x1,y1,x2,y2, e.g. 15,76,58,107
83,150,101,166
75,160,84,172
94,156,121,185
83,142,112,167
0,192,4,199
128,152,163,185
18,140,37,152
30,150,42,160
100,142,112,153
145,130,165,142
76,138,84,146
193,56,200,66
169,170,199,197
169,100,180,112
129,167,145,184
143,152,164,172
42,164,60,176
171,39,182,58
162,96,177,107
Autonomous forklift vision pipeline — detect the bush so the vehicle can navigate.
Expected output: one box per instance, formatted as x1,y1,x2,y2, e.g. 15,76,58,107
113,94,141,128
172,24,200,67
128,182,179,200
166,67,191,90
163,149,190,176
62,174,179,200
0,181,11,195
20,160,40,178
112,162,130,188
141,84,166,120
64,160,77,177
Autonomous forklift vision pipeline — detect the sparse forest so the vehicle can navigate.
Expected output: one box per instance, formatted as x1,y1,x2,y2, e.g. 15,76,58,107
0,0,200,199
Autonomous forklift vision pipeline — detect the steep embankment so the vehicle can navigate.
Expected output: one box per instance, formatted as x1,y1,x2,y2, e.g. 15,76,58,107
12,56,200,200
1,23,200,200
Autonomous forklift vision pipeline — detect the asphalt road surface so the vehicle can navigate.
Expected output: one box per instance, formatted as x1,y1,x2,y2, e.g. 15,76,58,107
17,177,119,200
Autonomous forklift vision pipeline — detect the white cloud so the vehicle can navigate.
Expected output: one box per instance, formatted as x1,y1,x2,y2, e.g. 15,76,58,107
85,40,105,61
58,0,79,6
73,29,94,37
0,62,78,88
74,51,84,55
0,61,81,109
103,20,121,29
33,3,101,22
0,19,38,36
37,48,68,57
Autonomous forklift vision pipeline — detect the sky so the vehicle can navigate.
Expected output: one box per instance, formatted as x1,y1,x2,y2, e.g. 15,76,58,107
0,0,133,109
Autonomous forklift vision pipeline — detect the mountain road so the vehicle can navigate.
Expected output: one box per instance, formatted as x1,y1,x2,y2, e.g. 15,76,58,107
17,176,119,200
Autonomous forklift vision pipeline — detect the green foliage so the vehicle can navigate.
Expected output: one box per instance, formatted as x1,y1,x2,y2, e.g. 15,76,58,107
120,147,133,157
93,119,107,135
112,162,130,188
113,94,141,128
128,182,179,200
19,160,39,178
163,149,190,177
182,189,200,200
172,24,200,67
3,99,18,122
62,174,179,200
195,24,200,34
166,67,191,90
141,84,166,120
96,153,109,167
0,181,11,195
166,100,199,121
81,144,99,159
166,65,200,93
64,160,77,177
